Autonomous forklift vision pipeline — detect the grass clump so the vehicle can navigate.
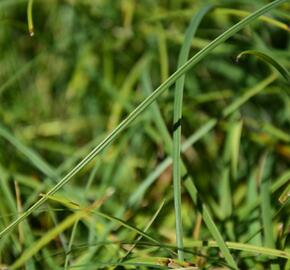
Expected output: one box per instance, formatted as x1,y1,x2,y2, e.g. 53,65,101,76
0,0,289,269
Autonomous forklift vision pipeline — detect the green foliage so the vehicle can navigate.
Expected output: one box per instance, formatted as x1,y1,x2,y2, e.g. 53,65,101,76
0,0,289,269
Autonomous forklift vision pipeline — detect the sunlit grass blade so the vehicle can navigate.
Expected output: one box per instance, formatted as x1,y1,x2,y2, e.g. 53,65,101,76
237,50,290,83
39,193,81,210
278,182,290,204
230,120,243,180
0,0,286,242
27,0,34,36
219,166,231,219
271,170,290,194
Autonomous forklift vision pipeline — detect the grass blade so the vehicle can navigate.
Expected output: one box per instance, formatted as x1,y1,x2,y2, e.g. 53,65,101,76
121,200,166,261
237,50,290,83
258,152,280,270
157,23,169,82
258,153,275,247
27,0,34,36
246,170,262,246
278,182,290,204
230,120,243,180
184,240,290,259
184,179,238,269
172,5,213,261
64,219,79,270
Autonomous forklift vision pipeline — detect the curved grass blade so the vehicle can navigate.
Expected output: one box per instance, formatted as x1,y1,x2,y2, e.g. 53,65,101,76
27,0,34,36
0,0,286,241
172,5,213,261
237,50,290,83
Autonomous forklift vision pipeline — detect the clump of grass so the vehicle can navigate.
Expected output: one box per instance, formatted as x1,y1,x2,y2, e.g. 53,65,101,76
0,0,289,269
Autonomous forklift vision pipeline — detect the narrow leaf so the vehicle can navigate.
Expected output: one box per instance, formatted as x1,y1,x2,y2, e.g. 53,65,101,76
172,5,213,261
237,50,290,83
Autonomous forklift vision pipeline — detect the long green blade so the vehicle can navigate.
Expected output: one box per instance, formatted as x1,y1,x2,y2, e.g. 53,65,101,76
172,5,213,261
